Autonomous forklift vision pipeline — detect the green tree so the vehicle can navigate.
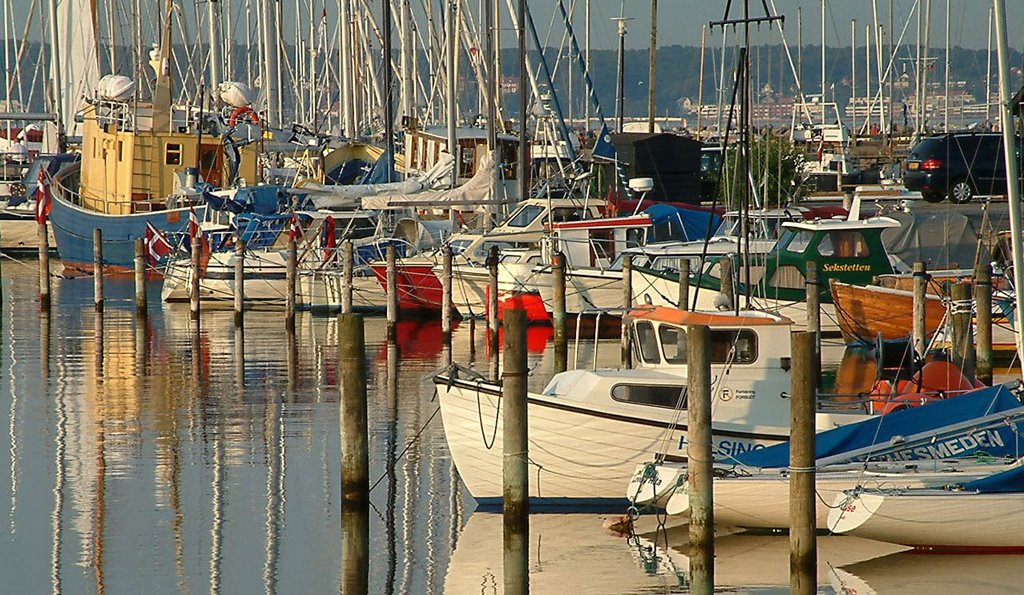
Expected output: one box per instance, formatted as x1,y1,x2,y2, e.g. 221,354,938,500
719,133,806,208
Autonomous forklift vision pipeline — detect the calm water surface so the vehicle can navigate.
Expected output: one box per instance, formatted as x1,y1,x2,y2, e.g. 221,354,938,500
1,261,1021,593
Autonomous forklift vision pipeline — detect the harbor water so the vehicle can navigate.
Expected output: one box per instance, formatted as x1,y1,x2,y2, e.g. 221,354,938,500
2,262,1023,593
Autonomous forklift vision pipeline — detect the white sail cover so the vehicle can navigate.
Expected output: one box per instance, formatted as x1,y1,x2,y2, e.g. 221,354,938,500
54,0,100,138
360,151,496,210
305,152,456,210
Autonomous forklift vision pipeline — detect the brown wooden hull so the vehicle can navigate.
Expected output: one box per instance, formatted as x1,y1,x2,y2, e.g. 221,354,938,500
830,280,946,344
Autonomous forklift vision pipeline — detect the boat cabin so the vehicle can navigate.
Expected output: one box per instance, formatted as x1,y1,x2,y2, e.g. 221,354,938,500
543,214,653,269
403,125,519,184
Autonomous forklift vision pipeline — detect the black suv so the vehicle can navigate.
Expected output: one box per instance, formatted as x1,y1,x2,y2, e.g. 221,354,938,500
904,133,1023,203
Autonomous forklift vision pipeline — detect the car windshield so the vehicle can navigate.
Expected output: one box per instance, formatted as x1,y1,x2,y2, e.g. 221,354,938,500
909,137,946,160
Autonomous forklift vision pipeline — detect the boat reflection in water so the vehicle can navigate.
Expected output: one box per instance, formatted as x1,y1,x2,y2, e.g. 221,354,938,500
830,552,1024,594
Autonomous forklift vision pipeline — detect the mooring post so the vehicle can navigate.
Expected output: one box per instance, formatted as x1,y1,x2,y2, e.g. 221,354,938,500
38,223,50,310
975,263,993,386
285,239,297,331
912,262,928,358
134,238,147,315
687,324,714,594
339,313,369,593
621,254,633,368
441,244,454,343
190,231,201,321
341,240,353,314
950,281,976,381
502,308,529,595
678,259,691,311
487,245,500,355
386,244,398,338
93,228,104,313
790,331,817,595
552,251,568,373
805,261,821,387
718,256,734,312
234,238,245,327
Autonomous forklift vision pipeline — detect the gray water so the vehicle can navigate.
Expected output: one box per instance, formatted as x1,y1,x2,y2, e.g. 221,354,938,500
1,261,1021,594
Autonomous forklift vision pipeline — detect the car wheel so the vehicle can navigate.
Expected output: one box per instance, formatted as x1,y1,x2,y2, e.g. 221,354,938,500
949,180,974,204
922,191,945,203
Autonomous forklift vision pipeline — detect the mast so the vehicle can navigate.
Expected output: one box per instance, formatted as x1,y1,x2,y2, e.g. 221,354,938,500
920,0,931,134
340,0,355,136
261,0,281,125
516,0,527,203
208,0,222,94
46,0,64,143
820,0,825,121
942,0,949,131
383,0,396,180
152,0,174,132
484,0,496,226
584,0,590,132
986,6,993,124
647,0,658,133
612,15,629,132
851,20,856,133
992,0,1024,370
400,0,414,119
446,0,457,189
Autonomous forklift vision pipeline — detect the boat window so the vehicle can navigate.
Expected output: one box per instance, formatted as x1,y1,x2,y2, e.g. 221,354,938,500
611,384,686,409
824,231,871,258
165,143,182,165
713,216,739,238
549,207,585,223
768,265,806,290
450,239,474,255
784,230,814,253
634,321,661,364
507,204,544,227
659,325,688,363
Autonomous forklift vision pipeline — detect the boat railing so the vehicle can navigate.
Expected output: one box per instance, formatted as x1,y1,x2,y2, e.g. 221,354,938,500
816,387,982,415
91,99,137,132
571,305,657,370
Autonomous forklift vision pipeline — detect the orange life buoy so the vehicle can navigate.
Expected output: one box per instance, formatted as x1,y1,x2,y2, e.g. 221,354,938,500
228,106,261,127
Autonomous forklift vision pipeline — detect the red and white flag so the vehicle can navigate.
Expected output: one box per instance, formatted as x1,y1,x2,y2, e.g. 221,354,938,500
144,222,173,265
34,169,51,224
288,213,302,243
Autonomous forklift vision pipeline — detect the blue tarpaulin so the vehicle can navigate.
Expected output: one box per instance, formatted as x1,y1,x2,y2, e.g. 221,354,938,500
962,462,1024,493
733,385,1024,468
643,203,721,243
360,150,399,185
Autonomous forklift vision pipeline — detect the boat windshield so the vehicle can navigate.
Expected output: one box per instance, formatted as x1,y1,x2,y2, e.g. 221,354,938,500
505,204,544,228
650,324,758,365
714,215,785,240
450,239,475,255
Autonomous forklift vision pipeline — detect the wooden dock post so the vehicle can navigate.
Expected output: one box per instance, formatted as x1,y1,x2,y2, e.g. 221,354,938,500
93,228,104,313
804,261,821,387
38,223,50,310
552,252,568,373
234,239,245,327
687,324,714,594
975,263,993,386
487,245,500,355
912,262,928,358
441,245,454,343
790,331,817,595
621,255,633,368
339,313,369,593
341,240,353,314
950,281,976,381
386,244,398,338
678,259,691,310
502,308,529,595
134,238,147,315
285,240,297,331
718,256,734,312
190,231,201,321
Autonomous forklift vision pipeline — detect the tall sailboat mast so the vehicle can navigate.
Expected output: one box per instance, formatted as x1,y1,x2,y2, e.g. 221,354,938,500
992,0,1024,370
46,0,64,145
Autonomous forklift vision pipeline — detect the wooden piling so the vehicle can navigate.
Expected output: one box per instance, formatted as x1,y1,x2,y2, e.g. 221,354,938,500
37,223,50,310
341,240,354,315
718,256,734,312
790,331,817,595
552,252,568,373
621,255,633,368
950,281,976,381
190,232,201,321
804,261,821,387
975,263,993,386
441,244,453,343
678,259,690,311
502,308,529,595
912,262,928,358
285,240,297,331
134,238,147,315
339,313,369,594
687,324,714,593
234,239,245,327
386,244,398,337
487,245,500,354
93,228,104,312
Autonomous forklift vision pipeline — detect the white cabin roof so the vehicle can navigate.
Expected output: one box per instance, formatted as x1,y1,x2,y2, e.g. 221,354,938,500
782,216,901,232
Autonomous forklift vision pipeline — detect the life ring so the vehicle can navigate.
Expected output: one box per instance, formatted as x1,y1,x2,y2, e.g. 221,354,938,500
228,106,261,127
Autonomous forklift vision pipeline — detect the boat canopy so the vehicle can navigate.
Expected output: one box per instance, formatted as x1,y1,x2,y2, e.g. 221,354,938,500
642,203,721,243
961,462,1024,493
733,385,1024,468
626,306,790,328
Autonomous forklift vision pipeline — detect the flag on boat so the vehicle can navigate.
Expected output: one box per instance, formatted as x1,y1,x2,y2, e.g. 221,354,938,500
34,169,51,224
144,222,173,266
288,212,302,243
591,123,617,161
321,215,337,263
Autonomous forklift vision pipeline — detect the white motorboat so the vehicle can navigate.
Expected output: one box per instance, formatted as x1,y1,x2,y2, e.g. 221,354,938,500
434,306,870,506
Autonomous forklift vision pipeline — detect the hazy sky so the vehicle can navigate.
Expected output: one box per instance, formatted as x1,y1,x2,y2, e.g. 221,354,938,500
4,0,1019,52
